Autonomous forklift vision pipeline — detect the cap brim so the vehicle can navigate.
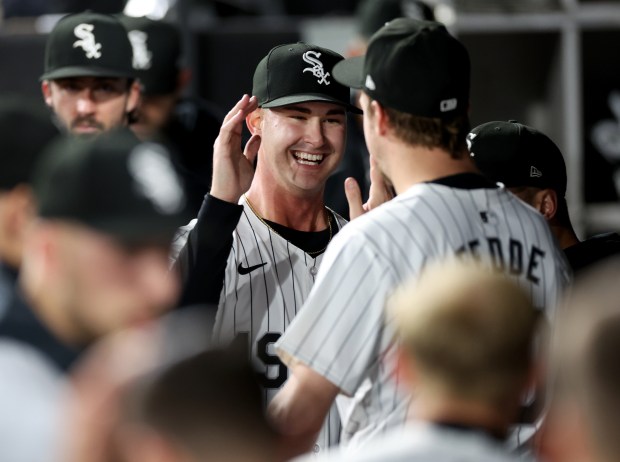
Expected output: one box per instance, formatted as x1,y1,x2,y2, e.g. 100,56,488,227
261,93,362,115
333,56,365,89
40,66,136,81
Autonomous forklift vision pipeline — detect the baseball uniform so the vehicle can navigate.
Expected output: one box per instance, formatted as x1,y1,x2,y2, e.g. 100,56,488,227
175,194,346,451
277,173,571,449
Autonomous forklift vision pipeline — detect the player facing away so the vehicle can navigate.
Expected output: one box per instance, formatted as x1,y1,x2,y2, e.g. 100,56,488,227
270,18,571,456
468,120,620,275
296,260,540,462
174,43,362,453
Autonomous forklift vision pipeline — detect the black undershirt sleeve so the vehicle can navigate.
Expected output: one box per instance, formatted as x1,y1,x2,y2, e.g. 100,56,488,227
176,194,243,307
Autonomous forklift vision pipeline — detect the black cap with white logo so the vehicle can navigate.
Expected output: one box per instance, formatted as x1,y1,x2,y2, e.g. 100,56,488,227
252,42,362,114
34,129,189,244
333,18,470,119
118,15,181,95
467,120,567,197
41,12,136,81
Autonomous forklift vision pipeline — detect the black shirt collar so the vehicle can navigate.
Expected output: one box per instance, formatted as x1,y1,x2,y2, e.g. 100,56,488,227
428,173,498,190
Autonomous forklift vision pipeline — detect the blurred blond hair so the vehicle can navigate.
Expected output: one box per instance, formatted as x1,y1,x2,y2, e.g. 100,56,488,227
388,258,539,407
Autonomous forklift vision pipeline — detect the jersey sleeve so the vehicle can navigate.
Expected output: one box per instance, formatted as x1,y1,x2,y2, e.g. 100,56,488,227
175,194,243,306
276,226,397,396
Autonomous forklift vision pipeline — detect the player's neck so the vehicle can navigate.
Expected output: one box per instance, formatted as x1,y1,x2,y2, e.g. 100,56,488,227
245,185,328,232
385,145,479,195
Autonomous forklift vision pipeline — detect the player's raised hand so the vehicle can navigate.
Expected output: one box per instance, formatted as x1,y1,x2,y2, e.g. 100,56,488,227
210,94,260,204
345,156,394,220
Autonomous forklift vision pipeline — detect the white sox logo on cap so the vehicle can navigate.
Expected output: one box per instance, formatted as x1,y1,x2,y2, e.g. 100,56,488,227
73,23,102,59
128,30,153,70
302,51,330,85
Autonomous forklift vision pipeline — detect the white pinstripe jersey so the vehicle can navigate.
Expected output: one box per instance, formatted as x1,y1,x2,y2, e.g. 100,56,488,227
185,196,347,452
277,182,571,450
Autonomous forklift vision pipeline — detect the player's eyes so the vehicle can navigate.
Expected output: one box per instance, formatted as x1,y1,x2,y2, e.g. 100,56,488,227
325,117,344,125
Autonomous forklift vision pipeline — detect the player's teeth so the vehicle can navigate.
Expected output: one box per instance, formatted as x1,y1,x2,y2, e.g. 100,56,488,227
294,152,324,162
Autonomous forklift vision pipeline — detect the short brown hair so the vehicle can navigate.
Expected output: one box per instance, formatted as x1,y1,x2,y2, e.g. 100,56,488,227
369,100,470,158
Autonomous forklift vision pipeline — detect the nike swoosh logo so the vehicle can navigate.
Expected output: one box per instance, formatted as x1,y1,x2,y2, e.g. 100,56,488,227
237,262,267,275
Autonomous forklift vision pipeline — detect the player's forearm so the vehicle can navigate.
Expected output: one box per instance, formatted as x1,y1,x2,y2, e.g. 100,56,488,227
268,384,323,457
177,194,242,306
268,363,340,457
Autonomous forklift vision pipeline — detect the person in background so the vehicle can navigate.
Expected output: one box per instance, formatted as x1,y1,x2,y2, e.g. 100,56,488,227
468,120,620,275
41,12,140,136
119,14,223,215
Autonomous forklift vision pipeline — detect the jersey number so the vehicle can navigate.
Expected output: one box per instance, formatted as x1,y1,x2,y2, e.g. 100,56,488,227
236,332,287,389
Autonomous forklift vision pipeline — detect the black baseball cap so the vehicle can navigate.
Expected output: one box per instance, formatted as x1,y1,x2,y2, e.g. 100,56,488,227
467,120,567,197
41,12,136,81
333,18,470,119
34,129,189,244
0,97,60,190
356,0,435,39
252,43,362,114
118,15,181,95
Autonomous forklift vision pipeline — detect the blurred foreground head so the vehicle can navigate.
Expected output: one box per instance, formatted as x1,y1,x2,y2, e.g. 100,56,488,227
21,130,188,346
389,259,538,421
118,348,279,462
541,258,620,462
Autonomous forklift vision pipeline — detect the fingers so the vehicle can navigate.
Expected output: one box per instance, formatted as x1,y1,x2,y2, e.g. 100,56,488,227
219,95,258,143
345,177,365,220
244,134,261,165
223,94,254,124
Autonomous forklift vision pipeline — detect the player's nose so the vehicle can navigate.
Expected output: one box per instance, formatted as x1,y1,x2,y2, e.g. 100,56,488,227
303,118,326,147
75,89,96,114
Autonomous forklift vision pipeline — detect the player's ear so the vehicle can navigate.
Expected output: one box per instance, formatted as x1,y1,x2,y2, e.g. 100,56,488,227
41,80,53,107
125,79,142,114
536,189,558,220
394,346,419,392
371,100,390,136
246,107,263,135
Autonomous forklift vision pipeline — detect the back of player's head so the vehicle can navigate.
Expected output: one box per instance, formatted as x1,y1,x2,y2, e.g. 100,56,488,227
41,11,136,81
468,121,567,197
118,15,182,96
123,349,278,460
334,18,469,120
389,259,538,407
333,18,471,156
552,258,620,462
33,129,188,245
252,42,362,114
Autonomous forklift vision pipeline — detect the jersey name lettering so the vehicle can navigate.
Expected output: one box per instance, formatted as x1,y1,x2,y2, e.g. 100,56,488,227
456,237,546,284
